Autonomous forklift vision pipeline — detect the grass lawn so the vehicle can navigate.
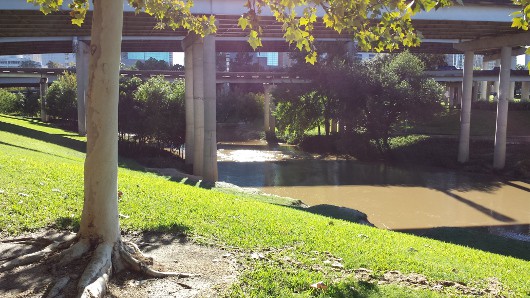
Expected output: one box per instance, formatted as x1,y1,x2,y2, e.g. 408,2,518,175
1,114,529,297
404,109,530,136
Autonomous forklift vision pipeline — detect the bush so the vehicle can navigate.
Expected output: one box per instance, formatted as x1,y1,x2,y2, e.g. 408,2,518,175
217,91,263,123
472,100,530,111
0,89,24,114
118,76,144,139
133,76,185,150
45,71,77,120
20,91,40,116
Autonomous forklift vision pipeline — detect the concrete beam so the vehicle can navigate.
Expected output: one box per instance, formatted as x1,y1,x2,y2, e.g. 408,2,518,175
454,32,530,52
483,47,527,62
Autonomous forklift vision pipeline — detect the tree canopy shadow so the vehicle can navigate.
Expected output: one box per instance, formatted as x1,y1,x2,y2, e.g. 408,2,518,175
398,226,530,261
0,120,86,153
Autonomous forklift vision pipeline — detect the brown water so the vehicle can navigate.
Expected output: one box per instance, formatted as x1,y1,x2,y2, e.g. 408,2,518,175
218,145,530,237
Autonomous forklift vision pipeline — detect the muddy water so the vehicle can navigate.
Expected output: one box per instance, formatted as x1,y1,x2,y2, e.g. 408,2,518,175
217,144,530,236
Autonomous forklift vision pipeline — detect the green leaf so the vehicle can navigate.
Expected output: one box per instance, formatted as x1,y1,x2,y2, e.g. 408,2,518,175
238,16,249,30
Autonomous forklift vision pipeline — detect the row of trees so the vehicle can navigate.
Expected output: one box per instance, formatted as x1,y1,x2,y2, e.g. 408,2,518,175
0,89,39,115
0,72,187,153
273,49,446,154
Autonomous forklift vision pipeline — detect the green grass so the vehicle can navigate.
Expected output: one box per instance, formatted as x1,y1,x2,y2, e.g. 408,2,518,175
404,109,530,136
1,114,530,297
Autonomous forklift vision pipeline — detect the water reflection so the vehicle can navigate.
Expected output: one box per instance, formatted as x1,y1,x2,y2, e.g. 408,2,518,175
217,145,530,235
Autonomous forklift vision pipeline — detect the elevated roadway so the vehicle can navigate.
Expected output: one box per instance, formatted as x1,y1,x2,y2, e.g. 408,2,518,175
0,0,523,55
2,67,530,88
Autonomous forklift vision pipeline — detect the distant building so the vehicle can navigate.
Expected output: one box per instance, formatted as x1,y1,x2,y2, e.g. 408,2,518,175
41,53,76,68
223,52,292,71
121,52,174,67
445,54,484,69
0,54,41,68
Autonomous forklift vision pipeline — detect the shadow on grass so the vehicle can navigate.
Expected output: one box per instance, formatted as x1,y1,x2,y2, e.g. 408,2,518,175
304,204,373,226
325,280,380,298
0,120,86,153
0,140,78,161
399,226,530,261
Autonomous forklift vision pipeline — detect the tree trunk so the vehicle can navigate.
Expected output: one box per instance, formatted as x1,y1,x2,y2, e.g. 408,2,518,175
79,0,123,244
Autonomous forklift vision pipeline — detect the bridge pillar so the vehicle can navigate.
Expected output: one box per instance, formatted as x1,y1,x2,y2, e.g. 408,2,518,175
331,119,338,134
182,36,194,168
521,82,530,101
452,83,461,109
446,85,453,108
472,82,479,102
493,46,512,169
480,61,488,101
192,35,205,177
75,40,89,136
39,77,48,122
458,50,474,163
493,59,500,100
263,84,276,135
203,34,218,182
480,81,488,101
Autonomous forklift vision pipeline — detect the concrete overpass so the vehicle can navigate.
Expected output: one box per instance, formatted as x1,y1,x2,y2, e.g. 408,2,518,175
0,68,309,87
1,0,529,179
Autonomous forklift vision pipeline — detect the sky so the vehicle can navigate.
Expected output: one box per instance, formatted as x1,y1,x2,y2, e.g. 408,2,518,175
173,52,185,66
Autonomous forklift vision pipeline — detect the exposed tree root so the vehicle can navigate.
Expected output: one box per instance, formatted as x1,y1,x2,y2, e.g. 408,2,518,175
0,237,199,298
0,236,76,272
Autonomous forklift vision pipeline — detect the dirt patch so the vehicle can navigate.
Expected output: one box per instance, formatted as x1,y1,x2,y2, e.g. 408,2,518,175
0,230,239,298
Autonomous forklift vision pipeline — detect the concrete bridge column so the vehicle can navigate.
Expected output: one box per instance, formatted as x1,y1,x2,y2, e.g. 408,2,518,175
263,84,276,135
192,36,205,177
75,39,89,136
455,84,462,108
480,81,488,101
270,101,276,134
264,84,271,133
472,82,479,102
331,119,338,134
447,85,454,108
480,61,488,101
493,59,500,99
458,51,474,163
182,36,194,167
521,81,530,101
202,34,218,182
39,77,48,122
493,46,512,169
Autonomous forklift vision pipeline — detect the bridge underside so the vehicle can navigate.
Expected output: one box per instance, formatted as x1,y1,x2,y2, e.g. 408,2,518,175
0,10,521,55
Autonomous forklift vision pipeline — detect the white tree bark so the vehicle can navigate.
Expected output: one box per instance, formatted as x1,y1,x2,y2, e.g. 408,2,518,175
76,39,89,136
79,0,123,243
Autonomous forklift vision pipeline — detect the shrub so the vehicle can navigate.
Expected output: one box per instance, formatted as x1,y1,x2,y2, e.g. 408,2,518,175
45,71,77,120
0,89,24,114
133,76,185,150
217,91,263,123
